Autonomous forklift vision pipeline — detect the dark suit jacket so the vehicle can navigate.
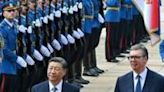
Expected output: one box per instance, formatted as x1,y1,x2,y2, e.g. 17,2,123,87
31,80,80,92
114,68,164,92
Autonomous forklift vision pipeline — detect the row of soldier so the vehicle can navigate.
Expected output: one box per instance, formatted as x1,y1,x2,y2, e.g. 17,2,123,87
104,0,157,63
0,0,105,91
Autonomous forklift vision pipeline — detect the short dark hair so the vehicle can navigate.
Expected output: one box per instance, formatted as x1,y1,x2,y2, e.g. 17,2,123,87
48,57,68,69
130,44,148,59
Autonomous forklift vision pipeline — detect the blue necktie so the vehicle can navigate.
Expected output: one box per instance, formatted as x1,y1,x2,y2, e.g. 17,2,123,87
53,87,57,92
136,75,142,92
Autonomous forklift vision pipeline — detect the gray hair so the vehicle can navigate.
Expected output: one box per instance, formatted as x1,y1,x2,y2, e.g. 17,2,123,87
130,44,148,59
48,57,68,69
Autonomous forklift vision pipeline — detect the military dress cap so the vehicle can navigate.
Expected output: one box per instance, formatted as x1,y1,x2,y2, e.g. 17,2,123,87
2,1,17,11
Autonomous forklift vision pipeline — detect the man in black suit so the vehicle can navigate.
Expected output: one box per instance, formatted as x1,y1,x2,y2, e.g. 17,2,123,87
114,44,164,92
31,57,80,92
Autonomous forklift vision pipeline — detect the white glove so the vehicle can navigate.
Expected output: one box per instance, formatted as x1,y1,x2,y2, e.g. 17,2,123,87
98,13,105,23
40,45,51,57
49,13,54,21
77,28,84,37
54,10,61,18
73,4,78,12
78,2,83,9
40,17,44,21
47,43,54,53
43,16,48,24
16,56,27,68
32,21,36,27
25,55,35,65
60,34,68,45
103,1,107,8
33,49,44,61
72,30,81,39
18,25,27,33
35,19,42,27
62,6,68,14
67,34,75,44
52,39,61,51
69,6,73,14
27,26,32,34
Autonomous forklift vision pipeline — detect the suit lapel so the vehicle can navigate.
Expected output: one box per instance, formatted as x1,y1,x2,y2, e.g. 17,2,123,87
62,82,67,92
126,72,134,92
142,69,153,92
41,81,49,92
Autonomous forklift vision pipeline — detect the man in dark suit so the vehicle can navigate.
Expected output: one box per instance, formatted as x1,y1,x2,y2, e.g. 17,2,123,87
31,57,80,92
114,44,164,92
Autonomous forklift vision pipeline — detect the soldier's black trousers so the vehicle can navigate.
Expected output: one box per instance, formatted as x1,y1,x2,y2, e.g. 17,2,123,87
0,74,17,92
91,27,101,50
83,33,92,70
105,22,120,61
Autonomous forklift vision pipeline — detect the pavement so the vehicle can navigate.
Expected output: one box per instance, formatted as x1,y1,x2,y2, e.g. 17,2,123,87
80,2,164,92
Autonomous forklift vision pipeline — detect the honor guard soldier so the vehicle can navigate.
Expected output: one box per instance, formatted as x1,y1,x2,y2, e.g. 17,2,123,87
38,0,54,57
131,3,140,45
89,0,104,75
122,0,133,49
69,0,90,86
0,1,28,92
27,0,46,86
119,0,135,53
82,0,99,76
44,0,62,52
36,0,52,80
34,0,51,58
119,0,127,53
17,2,36,92
62,0,89,88
104,0,121,62
51,0,68,57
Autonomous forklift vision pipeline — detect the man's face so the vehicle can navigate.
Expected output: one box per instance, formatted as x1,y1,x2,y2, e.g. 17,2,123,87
28,2,35,10
52,0,57,4
21,6,28,15
129,49,147,73
45,0,49,5
47,62,66,84
3,9,16,20
37,0,44,8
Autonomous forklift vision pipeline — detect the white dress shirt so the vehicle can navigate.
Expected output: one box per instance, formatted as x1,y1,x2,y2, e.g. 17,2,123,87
4,18,14,27
49,80,63,92
133,68,148,92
